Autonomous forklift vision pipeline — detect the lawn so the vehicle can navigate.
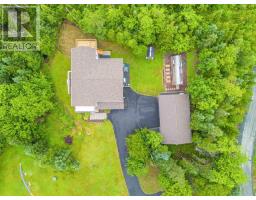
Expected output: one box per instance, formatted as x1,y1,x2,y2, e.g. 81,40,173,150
0,51,128,196
187,50,197,84
138,165,162,194
0,121,127,196
98,41,164,96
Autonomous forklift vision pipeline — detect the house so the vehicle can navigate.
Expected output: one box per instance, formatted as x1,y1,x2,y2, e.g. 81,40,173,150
146,45,155,60
158,93,192,144
69,46,125,113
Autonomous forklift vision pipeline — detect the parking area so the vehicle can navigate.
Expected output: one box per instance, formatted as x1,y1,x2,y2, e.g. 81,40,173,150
108,88,160,196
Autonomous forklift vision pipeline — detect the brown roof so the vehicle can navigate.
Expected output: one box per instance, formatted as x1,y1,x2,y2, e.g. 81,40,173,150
71,47,124,110
158,93,192,144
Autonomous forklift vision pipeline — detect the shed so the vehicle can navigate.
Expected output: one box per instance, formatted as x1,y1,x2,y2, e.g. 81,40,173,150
158,93,192,144
146,45,155,60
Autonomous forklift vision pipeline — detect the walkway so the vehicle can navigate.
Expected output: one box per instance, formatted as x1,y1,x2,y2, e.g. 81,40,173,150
108,88,161,196
240,71,256,196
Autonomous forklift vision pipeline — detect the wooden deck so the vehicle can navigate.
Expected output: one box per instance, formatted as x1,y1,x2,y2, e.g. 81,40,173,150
75,39,97,48
163,53,187,92
89,112,107,121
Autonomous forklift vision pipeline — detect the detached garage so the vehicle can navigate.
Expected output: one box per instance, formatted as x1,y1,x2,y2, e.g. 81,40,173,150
158,93,192,145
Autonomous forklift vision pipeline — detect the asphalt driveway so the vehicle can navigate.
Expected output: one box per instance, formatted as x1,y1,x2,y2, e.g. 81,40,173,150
108,88,160,196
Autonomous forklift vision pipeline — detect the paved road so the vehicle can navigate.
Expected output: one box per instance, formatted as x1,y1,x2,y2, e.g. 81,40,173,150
240,74,256,196
108,88,161,196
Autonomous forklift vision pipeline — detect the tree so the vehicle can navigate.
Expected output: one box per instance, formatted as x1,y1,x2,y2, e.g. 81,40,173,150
207,153,247,189
0,134,6,155
79,8,107,39
193,177,231,196
158,159,192,196
126,129,152,176
0,74,54,155
0,5,80,173
126,129,192,195
40,5,65,56
126,158,149,176
24,139,49,157
52,148,80,171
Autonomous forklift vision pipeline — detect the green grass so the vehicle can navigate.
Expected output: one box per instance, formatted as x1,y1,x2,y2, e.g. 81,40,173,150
100,40,196,95
98,41,164,96
0,147,28,196
44,53,71,112
138,165,162,194
0,52,128,196
187,50,197,84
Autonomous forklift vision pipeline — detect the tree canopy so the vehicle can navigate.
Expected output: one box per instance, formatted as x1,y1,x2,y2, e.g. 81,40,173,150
0,5,79,171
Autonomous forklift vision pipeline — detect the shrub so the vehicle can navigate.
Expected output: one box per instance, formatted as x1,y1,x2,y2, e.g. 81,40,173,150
52,148,80,171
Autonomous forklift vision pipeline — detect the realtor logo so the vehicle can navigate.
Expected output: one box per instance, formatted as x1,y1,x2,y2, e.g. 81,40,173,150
1,6,40,51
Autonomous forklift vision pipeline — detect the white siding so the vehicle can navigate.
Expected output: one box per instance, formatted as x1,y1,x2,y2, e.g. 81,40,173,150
67,71,71,95
75,106,95,112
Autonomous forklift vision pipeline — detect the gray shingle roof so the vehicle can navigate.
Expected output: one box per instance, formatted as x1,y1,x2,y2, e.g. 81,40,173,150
71,47,124,110
158,93,192,144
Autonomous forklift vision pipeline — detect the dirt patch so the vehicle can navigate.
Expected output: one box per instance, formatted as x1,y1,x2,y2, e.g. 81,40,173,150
58,20,95,56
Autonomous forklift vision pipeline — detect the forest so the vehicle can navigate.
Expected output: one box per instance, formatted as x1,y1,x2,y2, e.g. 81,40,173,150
0,4,256,196
0,5,79,172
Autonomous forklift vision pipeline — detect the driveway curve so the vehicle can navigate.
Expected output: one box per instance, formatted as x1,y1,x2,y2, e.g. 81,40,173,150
108,87,161,196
